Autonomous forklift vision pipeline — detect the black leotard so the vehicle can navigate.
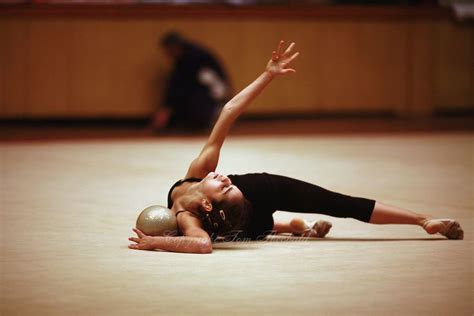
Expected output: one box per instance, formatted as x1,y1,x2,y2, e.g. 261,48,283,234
167,173,376,241
228,173,375,240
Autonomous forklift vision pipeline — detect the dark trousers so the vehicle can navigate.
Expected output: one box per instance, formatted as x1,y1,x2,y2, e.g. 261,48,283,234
228,173,376,240
265,173,376,222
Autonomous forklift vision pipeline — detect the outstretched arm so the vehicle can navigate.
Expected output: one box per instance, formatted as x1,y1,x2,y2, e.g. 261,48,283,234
128,228,212,254
185,40,300,179
129,212,214,254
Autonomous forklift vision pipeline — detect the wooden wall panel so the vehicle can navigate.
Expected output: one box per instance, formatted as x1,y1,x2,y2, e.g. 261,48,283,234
158,19,410,115
304,20,408,113
0,20,29,117
407,21,436,117
26,19,72,117
434,21,474,110
68,20,161,117
0,15,472,119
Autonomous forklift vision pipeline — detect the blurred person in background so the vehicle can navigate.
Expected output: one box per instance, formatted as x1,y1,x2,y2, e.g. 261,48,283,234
151,32,230,132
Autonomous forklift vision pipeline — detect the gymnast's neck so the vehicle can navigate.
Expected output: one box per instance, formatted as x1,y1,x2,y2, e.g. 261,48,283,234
173,183,204,215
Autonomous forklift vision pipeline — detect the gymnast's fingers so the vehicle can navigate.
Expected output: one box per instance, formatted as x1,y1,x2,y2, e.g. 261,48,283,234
283,42,295,57
128,237,139,243
272,51,279,61
276,40,284,56
133,228,145,238
281,68,296,74
286,52,300,64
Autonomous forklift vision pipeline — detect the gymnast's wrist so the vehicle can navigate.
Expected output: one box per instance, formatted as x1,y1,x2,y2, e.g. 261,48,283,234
263,70,275,80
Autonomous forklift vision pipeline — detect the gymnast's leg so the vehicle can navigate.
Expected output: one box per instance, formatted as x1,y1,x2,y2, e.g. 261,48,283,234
273,218,332,237
266,173,463,239
370,201,463,239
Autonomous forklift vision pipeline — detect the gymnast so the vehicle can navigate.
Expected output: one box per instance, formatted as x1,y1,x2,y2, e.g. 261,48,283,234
129,40,464,254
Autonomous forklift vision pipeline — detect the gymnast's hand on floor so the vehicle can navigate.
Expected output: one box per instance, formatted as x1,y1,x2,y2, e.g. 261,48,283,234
128,228,155,250
266,40,300,77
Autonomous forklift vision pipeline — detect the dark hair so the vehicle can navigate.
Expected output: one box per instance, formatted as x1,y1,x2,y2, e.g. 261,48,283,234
161,32,185,47
199,198,252,239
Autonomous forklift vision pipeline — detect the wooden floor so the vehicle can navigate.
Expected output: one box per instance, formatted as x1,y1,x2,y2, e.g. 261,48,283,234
1,123,473,315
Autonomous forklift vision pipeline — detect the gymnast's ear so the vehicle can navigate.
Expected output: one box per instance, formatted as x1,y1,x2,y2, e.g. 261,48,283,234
200,198,213,213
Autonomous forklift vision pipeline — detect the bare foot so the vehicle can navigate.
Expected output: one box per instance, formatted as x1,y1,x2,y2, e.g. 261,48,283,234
290,218,309,235
422,219,464,240
290,218,332,238
307,220,332,238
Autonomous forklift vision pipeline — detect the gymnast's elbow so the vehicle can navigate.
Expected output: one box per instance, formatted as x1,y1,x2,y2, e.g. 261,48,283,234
221,103,235,115
182,228,213,253
222,100,241,114
196,237,213,254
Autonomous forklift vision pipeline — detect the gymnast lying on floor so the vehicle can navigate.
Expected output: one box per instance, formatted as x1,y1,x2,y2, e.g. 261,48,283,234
129,40,463,254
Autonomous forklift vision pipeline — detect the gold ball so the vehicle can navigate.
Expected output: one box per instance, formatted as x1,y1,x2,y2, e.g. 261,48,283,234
136,205,178,236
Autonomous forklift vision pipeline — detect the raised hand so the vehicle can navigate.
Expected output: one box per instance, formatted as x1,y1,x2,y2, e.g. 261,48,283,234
266,40,300,77
128,228,156,250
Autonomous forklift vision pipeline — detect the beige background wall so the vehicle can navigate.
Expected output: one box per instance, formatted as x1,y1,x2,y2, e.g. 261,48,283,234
0,9,473,118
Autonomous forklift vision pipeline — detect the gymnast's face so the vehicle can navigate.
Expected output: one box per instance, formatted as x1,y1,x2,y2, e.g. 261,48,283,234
198,172,244,204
